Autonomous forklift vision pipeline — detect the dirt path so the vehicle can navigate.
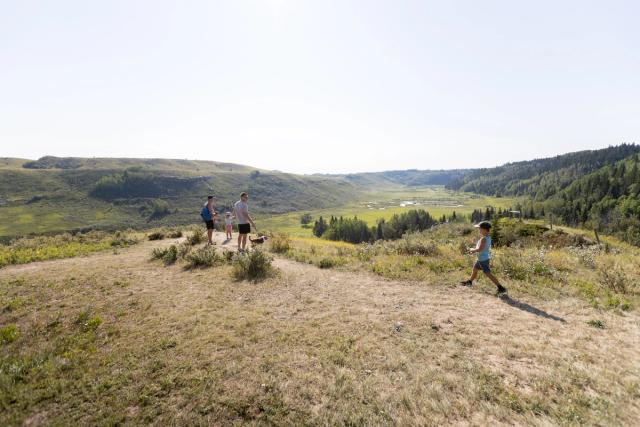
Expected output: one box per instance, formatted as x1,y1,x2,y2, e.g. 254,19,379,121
2,232,639,425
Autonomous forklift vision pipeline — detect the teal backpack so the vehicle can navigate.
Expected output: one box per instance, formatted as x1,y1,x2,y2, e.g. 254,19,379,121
200,206,211,222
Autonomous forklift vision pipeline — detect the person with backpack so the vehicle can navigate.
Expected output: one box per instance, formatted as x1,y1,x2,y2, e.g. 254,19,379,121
200,195,218,245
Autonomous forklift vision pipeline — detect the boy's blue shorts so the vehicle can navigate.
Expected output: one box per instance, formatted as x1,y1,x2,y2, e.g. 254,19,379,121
473,259,491,273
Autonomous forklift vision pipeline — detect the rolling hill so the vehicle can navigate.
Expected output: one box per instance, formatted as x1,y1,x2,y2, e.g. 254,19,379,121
0,157,362,237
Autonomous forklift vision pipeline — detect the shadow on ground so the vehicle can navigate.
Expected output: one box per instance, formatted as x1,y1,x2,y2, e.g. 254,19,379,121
500,295,566,323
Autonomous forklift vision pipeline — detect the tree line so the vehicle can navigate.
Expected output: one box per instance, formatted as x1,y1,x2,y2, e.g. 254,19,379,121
311,209,446,244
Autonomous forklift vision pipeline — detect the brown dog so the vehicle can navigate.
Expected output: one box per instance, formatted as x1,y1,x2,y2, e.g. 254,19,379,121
249,235,268,245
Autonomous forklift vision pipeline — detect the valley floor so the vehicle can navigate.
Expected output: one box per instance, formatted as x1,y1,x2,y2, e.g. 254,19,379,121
1,233,639,425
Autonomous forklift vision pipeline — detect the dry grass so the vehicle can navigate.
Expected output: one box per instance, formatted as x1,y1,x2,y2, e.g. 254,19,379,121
1,230,639,425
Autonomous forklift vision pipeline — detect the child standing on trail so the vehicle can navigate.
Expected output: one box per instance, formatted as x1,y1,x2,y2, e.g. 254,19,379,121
460,221,507,295
224,212,234,240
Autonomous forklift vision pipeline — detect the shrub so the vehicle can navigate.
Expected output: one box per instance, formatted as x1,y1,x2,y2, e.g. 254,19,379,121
151,247,168,260
149,199,171,219
163,245,178,265
318,257,337,269
168,230,183,238
222,249,235,262
598,262,632,294
497,253,529,281
300,213,313,226
392,234,439,256
148,232,165,241
0,324,18,344
185,246,222,269
177,242,192,258
187,229,205,245
269,233,291,254
233,249,274,281
587,319,605,329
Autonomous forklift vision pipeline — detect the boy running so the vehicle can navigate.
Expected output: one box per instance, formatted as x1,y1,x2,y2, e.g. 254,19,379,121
460,221,507,295
233,192,256,252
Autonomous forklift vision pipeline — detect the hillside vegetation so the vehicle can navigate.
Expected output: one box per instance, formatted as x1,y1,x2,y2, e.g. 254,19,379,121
0,157,360,237
446,144,640,245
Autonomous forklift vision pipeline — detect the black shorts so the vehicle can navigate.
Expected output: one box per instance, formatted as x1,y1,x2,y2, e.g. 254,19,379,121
474,259,491,273
238,223,251,235
205,220,215,230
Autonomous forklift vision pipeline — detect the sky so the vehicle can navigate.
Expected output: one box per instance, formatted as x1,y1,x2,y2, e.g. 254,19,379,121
1,0,639,174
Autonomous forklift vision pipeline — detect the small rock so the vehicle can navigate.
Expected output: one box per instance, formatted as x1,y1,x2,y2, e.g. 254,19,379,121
430,324,440,331
394,323,403,332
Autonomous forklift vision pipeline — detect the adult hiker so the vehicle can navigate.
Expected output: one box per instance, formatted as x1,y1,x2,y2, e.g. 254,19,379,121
200,195,218,245
233,192,256,252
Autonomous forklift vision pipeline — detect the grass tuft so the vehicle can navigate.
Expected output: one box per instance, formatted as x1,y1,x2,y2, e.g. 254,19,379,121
233,249,275,281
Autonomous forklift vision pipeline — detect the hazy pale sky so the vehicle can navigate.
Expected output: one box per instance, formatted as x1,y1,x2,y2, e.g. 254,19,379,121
1,1,638,174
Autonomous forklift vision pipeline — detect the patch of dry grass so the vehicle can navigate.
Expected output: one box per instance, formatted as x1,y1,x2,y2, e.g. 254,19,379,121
0,231,639,425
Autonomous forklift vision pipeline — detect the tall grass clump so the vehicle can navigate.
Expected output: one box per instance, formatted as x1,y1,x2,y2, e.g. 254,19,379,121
187,229,205,245
233,249,274,281
269,233,291,254
185,246,223,269
151,245,178,265
168,230,183,238
390,234,439,256
148,231,165,241
598,261,633,294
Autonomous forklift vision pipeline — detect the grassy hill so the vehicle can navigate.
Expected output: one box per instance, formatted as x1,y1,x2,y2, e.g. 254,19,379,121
0,157,360,237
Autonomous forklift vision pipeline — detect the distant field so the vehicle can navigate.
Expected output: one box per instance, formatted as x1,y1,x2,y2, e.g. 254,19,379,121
259,186,518,236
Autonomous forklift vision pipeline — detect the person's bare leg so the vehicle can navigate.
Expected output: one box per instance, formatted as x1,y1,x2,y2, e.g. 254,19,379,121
237,234,242,250
469,267,479,283
241,234,248,250
484,272,507,293
208,229,213,245
484,272,501,286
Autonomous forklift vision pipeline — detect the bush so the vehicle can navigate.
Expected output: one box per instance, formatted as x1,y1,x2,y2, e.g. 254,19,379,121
392,234,439,256
148,232,165,241
317,257,337,269
0,324,18,344
168,230,183,238
187,229,205,245
269,233,291,254
185,246,222,269
233,249,274,281
163,245,178,265
222,249,235,262
177,242,192,258
497,253,529,281
149,199,171,219
300,213,313,226
587,319,605,329
598,262,632,294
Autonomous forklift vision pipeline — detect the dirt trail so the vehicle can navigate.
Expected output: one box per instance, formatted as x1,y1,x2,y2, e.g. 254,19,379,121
2,231,639,425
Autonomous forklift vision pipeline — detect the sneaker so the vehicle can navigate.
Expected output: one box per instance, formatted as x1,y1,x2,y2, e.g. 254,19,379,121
460,280,472,287
496,285,508,295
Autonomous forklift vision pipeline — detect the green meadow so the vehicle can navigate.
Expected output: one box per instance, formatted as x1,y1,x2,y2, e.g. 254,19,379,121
258,186,518,236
